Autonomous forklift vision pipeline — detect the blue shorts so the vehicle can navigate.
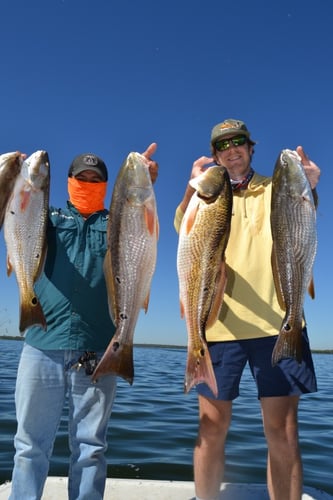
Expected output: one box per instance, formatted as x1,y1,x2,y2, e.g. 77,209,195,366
196,329,317,400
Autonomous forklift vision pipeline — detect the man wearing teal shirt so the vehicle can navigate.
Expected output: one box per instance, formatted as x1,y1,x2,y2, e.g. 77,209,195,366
10,144,158,500
25,203,114,352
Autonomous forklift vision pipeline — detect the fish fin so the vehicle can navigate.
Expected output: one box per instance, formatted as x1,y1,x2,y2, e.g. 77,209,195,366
142,291,150,313
308,277,315,299
92,337,134,384
206,261,227,329
6,255,13,277
144,205,158,236
271,322,303,366
271,245,286,311
19,296,47,334
184,203,200,235
179,299,185,319
20,188,32,212
184,341,218,397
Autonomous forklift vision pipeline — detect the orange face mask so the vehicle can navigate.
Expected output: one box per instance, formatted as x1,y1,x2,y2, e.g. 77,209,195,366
68,177,107,214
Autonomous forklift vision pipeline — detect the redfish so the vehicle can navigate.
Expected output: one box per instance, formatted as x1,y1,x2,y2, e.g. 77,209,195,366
177,166,232,396
4,150,50,333
0,151,24,229
270,149,317,365
92,152,159,384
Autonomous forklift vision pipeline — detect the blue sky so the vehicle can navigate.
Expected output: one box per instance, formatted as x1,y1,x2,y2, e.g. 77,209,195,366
0,0,332,349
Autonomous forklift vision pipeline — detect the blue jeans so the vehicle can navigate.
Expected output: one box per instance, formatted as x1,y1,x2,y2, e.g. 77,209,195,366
10,344,117,500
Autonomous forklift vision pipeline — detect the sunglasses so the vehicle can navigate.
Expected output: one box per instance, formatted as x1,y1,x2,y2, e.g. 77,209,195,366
214,135,248,152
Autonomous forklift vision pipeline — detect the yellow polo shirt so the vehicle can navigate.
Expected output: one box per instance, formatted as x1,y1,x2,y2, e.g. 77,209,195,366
174,172,284,341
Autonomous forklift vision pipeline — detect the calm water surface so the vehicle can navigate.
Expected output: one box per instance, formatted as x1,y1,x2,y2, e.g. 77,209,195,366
0,340,332,494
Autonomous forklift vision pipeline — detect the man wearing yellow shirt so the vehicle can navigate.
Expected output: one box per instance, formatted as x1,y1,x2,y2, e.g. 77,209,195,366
174,119,320,500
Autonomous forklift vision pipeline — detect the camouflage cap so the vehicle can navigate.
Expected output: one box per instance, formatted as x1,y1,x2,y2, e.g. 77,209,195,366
210,119,256,147
68,153,108,181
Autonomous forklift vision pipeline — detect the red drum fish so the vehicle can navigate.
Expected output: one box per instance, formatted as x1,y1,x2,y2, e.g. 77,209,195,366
92,152,159,384
0,151,24,229
4,150,50,333
270,149,317,365
177,166,232,396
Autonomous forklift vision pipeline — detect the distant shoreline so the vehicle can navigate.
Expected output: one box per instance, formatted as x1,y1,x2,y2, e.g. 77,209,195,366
0,336,185,350
1,336,332,354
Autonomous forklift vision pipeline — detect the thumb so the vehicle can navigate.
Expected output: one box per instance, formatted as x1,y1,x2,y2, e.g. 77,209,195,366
142,142,157,159
296,145,309,165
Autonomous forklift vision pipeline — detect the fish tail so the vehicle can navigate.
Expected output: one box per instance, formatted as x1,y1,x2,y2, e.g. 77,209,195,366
19,297,47,334
92,339,134,384
184,343,218,397
271,323,303,366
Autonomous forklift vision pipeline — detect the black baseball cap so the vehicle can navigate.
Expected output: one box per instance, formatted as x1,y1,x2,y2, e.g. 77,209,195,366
68,153,108,181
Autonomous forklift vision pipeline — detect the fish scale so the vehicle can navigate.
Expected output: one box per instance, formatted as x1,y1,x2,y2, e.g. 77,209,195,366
92,152,158,384
270,149,317,365
0,152,23,229
177,166,232,397
4,150,50,333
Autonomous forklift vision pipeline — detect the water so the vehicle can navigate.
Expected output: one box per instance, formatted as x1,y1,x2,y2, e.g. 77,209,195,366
1,340,332,494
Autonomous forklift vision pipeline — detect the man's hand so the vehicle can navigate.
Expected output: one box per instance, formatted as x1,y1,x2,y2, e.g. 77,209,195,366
190,156,215,179
296,145,320,190
142,143,158,184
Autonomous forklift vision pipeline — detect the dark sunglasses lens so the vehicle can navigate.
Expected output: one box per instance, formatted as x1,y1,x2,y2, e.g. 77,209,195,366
215,140,229,151
232,136,247,146
215,136,247,151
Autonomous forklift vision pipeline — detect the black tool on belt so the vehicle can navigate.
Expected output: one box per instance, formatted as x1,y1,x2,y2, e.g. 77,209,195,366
73,351,98,375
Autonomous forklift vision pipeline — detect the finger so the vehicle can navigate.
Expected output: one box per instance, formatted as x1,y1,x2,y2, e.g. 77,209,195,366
201,156,214,163
296,145,309,164
149,163,159,184
142,142,157,159
195,156,214,168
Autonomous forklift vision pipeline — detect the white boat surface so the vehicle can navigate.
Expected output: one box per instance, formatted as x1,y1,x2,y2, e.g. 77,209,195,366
0,477,332,499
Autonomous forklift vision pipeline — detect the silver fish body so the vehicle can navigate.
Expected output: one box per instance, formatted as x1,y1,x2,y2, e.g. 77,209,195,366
92,152,159,383
177,166,232,397
270,149,317,365
0,152,23,229
4,150,50,333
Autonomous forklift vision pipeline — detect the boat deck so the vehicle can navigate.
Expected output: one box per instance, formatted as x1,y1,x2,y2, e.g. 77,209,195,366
0,477,332,499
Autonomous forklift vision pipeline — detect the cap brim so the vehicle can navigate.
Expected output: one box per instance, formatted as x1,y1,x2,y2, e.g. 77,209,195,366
69,165,106,179
212,132,256,145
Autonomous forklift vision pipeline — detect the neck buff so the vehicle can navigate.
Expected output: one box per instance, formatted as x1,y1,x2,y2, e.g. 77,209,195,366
230,168,254,191
68,177,107,214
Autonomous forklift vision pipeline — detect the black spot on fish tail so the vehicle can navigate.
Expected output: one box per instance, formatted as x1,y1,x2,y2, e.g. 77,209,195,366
120,312,128,320
271,326,303,366
185,345,218,397
112,342,120,352
92,341,134,384
19,298,46,333
195,348,206,366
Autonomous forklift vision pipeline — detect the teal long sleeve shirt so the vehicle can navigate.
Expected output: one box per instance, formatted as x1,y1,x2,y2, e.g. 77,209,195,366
25,202,115,351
